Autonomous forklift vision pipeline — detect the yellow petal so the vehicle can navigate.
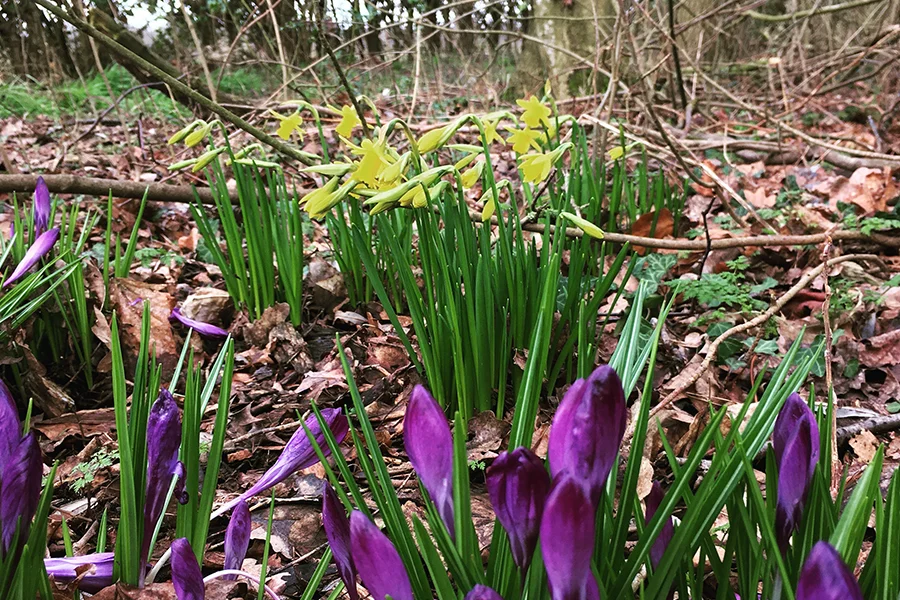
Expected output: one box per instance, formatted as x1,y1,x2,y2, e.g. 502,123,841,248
417,125,449,153
276,113,303,140
461,161,484,189
335,105,361,138
481,196,496,222
516,95,552,129
607,146,626,160
506,128,541,154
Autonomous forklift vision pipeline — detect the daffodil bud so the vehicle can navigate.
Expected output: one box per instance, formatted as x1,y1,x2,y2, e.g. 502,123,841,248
184,121,213,147
561,212,605,240
167,120,203,145
191,148,226,173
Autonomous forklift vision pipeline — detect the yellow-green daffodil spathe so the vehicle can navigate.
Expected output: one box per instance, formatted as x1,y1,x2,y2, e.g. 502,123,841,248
561,211,605,239
518,143,571,184
461,160,484,189
516,95,552,129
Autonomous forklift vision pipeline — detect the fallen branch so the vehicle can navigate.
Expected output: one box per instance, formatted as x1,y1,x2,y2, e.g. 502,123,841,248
650,253,883,417
837,413,900,443
0,174,226,205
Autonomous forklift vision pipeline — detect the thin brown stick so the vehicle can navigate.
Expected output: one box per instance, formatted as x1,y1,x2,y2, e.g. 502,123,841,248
0,174,230,205
837,413,900,443
650,254,882,417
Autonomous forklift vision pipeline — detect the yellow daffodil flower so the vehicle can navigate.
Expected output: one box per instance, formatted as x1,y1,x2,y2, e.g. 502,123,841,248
305,178,358,219
516,95,552,129
299,176,341,209
351,138,389,187
561,211,605,239
417,124,450,153
483,119,504,145
271,111,303,140
379,153,410,185
607,146,626,160
481,195,496,221
184,121,213,147
335,105,361,138
168,120,203,145
461,161,484,189
506,128,542,154
518,152,555,184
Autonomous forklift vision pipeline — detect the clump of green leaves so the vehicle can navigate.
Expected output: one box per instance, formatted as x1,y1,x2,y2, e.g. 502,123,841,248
71,449,118,493
671,256,776,312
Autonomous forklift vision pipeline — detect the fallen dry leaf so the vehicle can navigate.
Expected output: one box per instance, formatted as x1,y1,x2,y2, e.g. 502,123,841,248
849,430,879,463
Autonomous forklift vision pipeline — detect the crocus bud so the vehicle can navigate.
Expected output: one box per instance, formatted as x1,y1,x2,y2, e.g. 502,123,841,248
171,538,204,600
224,501,251,577
465,585,504,600
548,365,626,507
540,477,599,600
349,511,413,600
486,447,550,571
33,176,50,239
45,552,115,593
0,378,21,470
141,390,186,575
404,385,454,537
323,483,358,600
773,393,819,550
170,307,229,338
219,409,349,515
0,432,42,553
796,541,862,600
644,481,675,570
3,227,60,288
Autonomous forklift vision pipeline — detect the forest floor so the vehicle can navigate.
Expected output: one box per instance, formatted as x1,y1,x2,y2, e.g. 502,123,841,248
1,82,899,596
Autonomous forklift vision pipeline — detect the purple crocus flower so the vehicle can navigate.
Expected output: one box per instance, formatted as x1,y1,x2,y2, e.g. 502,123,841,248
644,481,675,569
323,483,358,600
141,389,187,577
45,552,115,593
0,379,21,469
349,511,413,600
540,476,599,600
773,393,819,550
465,585,504,600
0,432,42,553
223,501,251,577
3,227,60,288
171,538,205,600
217,408,349,515
404,385,454,537
33,176,50,239
170,307,229,338
796,541,862,600
486,447,550,571
548,365,627,508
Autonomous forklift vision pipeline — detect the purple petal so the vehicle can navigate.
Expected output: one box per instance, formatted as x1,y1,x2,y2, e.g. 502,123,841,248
404,385,454,537
486,447,550,571
548,365,627,507
773,393,819,549
323,483,358,600
224,501,251,575
33,176,50,239
45,552,115,593
644,480,675,569
0,432,42,552
0,378,21,471
171,538,205,600
540,476,598,600
141,389,183,573
465,585,504,600
170,307,229,338
349,511,413,600
3,227,59,288
220,408,349,513
796,541,862,600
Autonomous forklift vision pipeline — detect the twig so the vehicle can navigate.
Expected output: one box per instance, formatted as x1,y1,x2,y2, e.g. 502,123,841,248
73,81,169,145
316,10,371,139
264,0,289,100
408,23,423,120
34,0,315,166
177,0,217,102
837,413,900,443
820,230,840,494
746,0,884,22
650,254,882,417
